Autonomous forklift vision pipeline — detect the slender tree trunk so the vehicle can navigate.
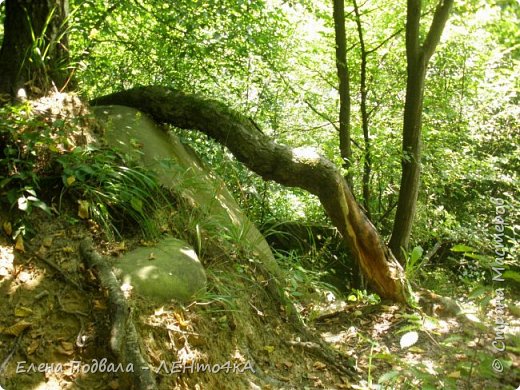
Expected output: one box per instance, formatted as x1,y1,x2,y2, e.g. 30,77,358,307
389,0,454,263
389,58,426,260
332,0,353,190
91,86,408,303
352,0,372,220
0,0,70,98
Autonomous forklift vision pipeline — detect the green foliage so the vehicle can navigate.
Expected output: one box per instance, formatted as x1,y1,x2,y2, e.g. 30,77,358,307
0,101,167,240
57,145,167,239
449,244,492,286
175,129,327,224
3,0,517,294
346,289,380,305
277,250,340,304
64,0,518,260
0,102,62,213
404,245,425,281
192,270,240,313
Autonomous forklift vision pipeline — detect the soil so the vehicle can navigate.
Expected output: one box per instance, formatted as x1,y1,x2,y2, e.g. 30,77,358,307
1,209,518,389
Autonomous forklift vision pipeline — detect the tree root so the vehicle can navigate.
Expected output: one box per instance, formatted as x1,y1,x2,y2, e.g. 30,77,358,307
79,238,157,390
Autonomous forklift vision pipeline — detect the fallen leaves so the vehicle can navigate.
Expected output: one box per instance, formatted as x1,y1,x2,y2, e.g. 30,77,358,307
77,199,89,219
26,339,40,355
3,221,12,236
15,235,25,252
14,306,33,317
2,319,31,336
56,341,75,356
313,361,327,370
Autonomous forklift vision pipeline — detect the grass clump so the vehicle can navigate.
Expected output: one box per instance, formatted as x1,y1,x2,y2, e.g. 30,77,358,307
0,99,169,241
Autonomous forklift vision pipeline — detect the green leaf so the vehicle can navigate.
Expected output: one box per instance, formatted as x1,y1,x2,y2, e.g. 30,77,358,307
468,285,491,299
130,196,143,213
503,270,520,283
378,370,400,383
32,199,52,215
410,246,423,264
25,187,37,197
0,177,12,188
451,244,476,253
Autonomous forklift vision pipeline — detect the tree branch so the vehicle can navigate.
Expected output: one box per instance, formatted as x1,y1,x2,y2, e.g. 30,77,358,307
91,86,408,303
422,0,454,62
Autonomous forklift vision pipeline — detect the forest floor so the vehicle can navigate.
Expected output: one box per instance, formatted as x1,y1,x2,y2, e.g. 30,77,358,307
0,208,518,390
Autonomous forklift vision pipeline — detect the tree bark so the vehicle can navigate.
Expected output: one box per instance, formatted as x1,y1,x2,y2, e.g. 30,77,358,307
91,86,408,303
0,0,71,98
332,0,353,190
389,0,454,263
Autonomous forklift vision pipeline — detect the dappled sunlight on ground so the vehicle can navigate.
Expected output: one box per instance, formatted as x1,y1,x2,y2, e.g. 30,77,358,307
305,286,520,389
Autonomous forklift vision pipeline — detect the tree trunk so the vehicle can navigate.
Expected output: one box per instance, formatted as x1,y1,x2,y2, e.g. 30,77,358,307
389,54,426,262
389,0,454,263
0,0,70,98
332,0,353,190
91,86,408,303
352,0,372,220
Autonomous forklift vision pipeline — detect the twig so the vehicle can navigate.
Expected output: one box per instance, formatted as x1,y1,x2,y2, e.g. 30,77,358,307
0,331,25,373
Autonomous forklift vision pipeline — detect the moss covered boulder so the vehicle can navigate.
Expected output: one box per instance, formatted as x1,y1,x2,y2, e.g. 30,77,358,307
113,237,206,303
93,105,276,265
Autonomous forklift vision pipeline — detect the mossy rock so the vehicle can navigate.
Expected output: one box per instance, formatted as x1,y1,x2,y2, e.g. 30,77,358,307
93,105,276,263
113,237,206,303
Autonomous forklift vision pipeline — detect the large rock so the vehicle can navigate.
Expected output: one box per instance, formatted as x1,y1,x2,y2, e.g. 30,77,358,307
113,237,206,303
93,105,276,264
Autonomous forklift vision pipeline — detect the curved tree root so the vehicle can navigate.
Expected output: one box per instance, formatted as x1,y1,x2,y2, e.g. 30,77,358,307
79,239,157,390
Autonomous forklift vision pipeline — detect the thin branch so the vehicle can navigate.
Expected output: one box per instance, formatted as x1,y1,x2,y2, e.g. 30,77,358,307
132,0,186,35
275,69,339,132
422,0,454,62
367,27,405,55
377,200,398,224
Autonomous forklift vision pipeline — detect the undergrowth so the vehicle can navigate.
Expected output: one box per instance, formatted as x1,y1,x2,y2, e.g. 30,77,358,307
0,100,169,242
